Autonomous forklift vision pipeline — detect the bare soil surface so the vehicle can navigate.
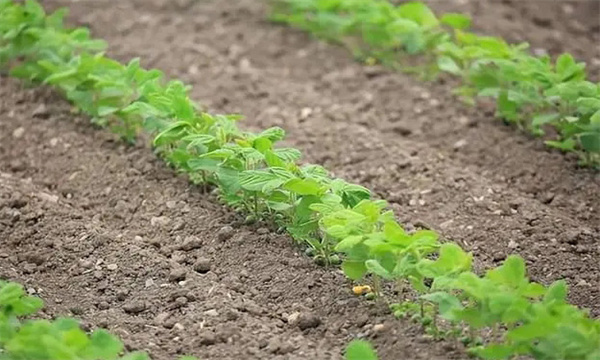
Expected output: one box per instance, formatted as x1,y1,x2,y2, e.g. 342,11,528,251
1,0,599,359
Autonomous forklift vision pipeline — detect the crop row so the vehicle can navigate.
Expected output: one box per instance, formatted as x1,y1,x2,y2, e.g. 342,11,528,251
269,0,600,168
1,1,599,359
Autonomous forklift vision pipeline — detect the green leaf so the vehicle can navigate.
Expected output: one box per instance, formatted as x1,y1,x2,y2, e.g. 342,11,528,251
556,53,575,74
544,280,568,304
531,113,560,127
417,243,472,278
397,2,439,27
187,158,220,173
253,137,272,153
120,352,151,360
335,235,364,252
545,138,576,152
274,148,302,162
365,259,393,280
591,110,600,126
0,282,24,305
345,340,378,360
239,170,286,193
11,296,44,316
440,13,471,30
576,97,600,113
580,132,600,152
497,91,518,121
523,282,546,298
43,68,78,84
264,149,286,167
486,255,527,289
87,330,124,359
421,291,463,320
284,178,325,196
507,317,554,342
341,260,368,280
437,56,461,75
476,344,516,360
258,127,286,142
97,106,120,117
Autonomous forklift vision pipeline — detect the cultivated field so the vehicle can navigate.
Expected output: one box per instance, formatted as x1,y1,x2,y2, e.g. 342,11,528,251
1,0,599,359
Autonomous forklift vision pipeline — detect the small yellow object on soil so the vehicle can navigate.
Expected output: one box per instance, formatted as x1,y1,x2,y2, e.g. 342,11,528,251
365,57,377,66
352,285,373,295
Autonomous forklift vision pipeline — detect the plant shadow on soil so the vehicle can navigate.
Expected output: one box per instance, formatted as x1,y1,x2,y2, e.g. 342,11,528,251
2,0,600,359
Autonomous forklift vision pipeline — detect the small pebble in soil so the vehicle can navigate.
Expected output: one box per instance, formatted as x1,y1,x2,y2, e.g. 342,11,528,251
225,309,239,321
123,301,146,314
172,297,188,309
150,216,171,227
296,312,321,330
169,268,187,282
32,104,50,118
70,307,84,315
180,236,203,251
204,309,219,317
98,301,110,310
198,332,216,346
257,227,269,235
373,324,385,333
193,257,212,273
217,225,234,241
453,139,467,150
116,289,129,301
267,337,295,355
12,127,25,139
154,312,171,326
287,312,300,326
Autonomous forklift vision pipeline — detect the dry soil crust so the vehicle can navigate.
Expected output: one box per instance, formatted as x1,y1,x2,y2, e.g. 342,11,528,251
1,0,600,359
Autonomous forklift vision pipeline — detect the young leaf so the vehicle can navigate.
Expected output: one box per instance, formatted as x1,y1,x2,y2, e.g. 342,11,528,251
437,56,461,75
440,13,471,30
342,260,368,280
87,329,124,359
345,340,378,360
476,344,516,360
335,235,364,252
579,132,600,152
365,259,394,280
284,178,325,196
543,280,568,304
486,255,527,289
421,291,463,320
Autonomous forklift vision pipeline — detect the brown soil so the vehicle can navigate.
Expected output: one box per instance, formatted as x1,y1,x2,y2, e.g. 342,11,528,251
1,1,599,359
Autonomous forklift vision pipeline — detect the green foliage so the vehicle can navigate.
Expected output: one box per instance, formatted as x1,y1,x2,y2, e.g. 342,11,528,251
269,0,600,168
344,340,378,360
2,1,599,360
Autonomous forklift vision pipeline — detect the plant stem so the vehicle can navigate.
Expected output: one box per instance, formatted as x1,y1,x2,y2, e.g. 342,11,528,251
373,275,382,300
254,192,259,217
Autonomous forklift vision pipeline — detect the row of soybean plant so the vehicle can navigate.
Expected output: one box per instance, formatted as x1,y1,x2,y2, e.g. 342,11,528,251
1,1,598,359
269,0,600,168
